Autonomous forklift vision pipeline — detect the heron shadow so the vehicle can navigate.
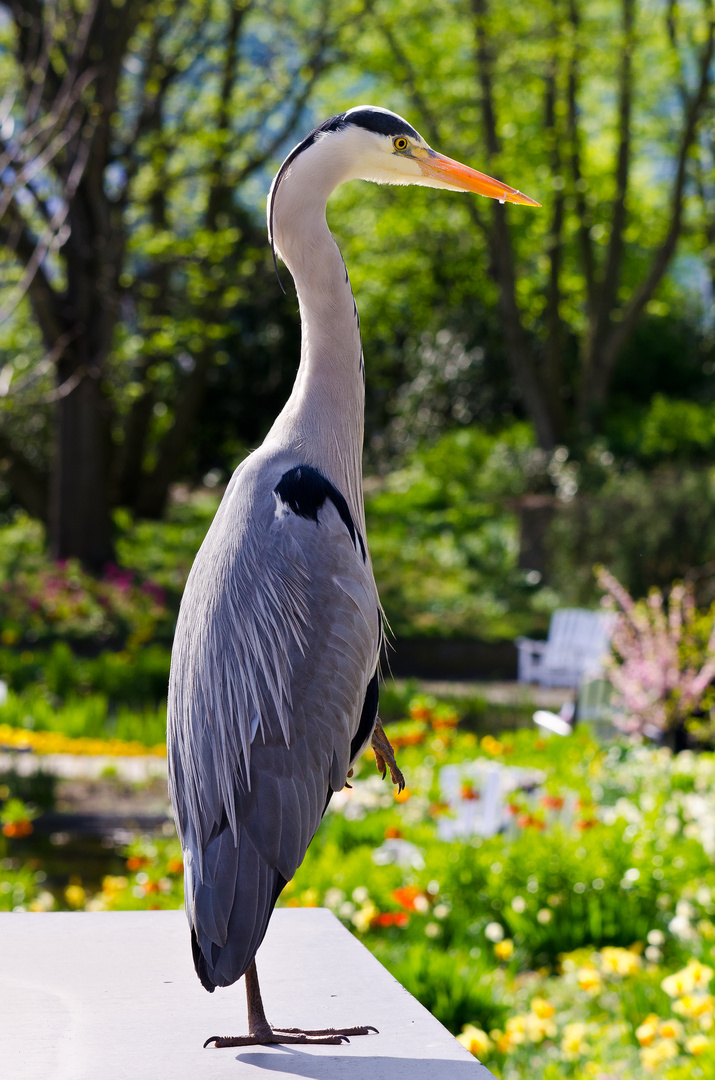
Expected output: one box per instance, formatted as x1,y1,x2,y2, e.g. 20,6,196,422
235,1049,493,1078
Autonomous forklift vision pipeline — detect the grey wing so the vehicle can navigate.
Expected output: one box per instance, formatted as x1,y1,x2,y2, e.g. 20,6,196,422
167,469,379,990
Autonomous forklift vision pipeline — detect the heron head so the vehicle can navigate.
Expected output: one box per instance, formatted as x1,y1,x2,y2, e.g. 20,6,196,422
268,106,539,262
336,106,540,206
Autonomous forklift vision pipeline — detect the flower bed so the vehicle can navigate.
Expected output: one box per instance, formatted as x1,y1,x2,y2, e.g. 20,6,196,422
3,701,715,1077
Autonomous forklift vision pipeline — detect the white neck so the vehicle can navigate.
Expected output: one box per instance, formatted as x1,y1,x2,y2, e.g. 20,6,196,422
264,134,366,524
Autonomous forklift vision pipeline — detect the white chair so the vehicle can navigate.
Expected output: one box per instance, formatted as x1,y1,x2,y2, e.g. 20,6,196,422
516,608,615,688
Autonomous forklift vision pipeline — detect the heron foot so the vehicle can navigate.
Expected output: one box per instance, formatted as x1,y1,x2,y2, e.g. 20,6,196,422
204,1024,378,1048
371,717,405,792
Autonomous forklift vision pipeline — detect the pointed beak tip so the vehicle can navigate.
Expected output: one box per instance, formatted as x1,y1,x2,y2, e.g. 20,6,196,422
508,192,542,208
419,152,540,208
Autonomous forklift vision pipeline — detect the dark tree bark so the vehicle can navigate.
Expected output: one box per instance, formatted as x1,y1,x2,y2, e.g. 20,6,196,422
1,0,146,567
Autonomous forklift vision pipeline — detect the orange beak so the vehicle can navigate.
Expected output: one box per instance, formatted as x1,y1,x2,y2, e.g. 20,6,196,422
418,150,540,207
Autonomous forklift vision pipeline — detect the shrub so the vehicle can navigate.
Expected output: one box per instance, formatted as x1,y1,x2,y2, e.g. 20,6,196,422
0,558,172,649
549,466,715,607
366,424,560,640
0,641,171,704
599,568,715,737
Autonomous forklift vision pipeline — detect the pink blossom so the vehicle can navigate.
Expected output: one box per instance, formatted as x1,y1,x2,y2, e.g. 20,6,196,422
597,567,715,737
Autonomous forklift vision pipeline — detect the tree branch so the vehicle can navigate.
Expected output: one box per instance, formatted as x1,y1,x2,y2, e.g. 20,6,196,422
543,31,566,432
566,0,595,310
471,0,556,447
594,0,634,332
600,7,715,377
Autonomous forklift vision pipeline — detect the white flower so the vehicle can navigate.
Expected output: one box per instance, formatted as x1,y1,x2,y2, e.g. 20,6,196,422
485,922,505,942
323,888,345,909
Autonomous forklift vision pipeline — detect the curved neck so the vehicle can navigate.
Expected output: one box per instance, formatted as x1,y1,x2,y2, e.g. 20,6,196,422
266,143,365,521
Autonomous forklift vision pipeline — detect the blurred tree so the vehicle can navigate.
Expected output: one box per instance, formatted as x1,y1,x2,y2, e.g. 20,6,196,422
0,0,146,567
0,0,351,565
326,0,715,450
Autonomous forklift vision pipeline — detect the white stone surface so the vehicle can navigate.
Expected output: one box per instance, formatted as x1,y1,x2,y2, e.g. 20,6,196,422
0,907,495,1080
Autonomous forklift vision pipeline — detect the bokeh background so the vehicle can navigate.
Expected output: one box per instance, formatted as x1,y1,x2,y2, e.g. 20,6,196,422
2,4,715,1078
0,0,713,653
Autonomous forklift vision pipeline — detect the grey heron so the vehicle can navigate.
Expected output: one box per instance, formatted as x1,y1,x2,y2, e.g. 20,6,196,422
167,105,539,1049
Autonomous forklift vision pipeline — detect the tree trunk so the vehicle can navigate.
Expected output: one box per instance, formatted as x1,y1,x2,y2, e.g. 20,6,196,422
50,362,114,569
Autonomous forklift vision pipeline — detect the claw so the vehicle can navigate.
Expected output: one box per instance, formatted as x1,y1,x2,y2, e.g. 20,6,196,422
204,1029,365,1048
371,718,405,792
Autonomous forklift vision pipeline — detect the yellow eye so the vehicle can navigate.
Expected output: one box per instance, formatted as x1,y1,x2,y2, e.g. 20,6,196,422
393,137,409,152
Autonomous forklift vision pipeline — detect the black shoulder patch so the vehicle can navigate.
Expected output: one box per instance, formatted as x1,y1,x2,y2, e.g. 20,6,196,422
274,465,366,563
345,108,419,141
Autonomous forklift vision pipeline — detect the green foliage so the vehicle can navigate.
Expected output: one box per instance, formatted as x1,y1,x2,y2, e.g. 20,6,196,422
318,0,715,452
5,699,715,1074
372,941,507,1034
598,569,715,738
0,688,166,747
113,494,217,594
0,862,45,912
0,514,174,649
0,797,39,828
0,642,171,705
0,561,170,649
607,396,715,463
366,423,559,638
549,465,715,605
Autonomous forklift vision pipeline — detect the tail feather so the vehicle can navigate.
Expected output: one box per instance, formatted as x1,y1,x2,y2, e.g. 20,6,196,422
188,822,287,991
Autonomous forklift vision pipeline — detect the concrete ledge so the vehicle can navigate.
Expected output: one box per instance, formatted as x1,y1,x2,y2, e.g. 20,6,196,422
0,908,495,1080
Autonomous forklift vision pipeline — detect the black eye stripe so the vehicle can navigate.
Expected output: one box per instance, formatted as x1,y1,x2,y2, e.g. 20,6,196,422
346,108,419,140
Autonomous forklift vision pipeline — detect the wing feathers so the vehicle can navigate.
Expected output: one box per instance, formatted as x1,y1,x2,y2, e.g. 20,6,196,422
169,456,380,990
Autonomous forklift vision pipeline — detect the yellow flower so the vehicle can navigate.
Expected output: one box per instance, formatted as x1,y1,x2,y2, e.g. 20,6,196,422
64,883,86,910
658,1018,684,1041
457,1025,492,1058
561,1021,588,1057
531,1014,557,1041
686,1034,710,1056
673,993,715,1018
494,1029,515,1053
577,964,602,994
600,946,642,977
687,958,714,990
640,1037,679,1071
505,1015,527,1045
494,939,514,961
0,722,166,757
507,1013,557,1043
662,967,695,998
636,1014,660,1047
350,902,377,933
531,997,555,1019
101,875,129,898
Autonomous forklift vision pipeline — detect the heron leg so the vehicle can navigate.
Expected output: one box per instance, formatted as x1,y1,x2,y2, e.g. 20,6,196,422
203,960,378,1048
371,717,405,793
